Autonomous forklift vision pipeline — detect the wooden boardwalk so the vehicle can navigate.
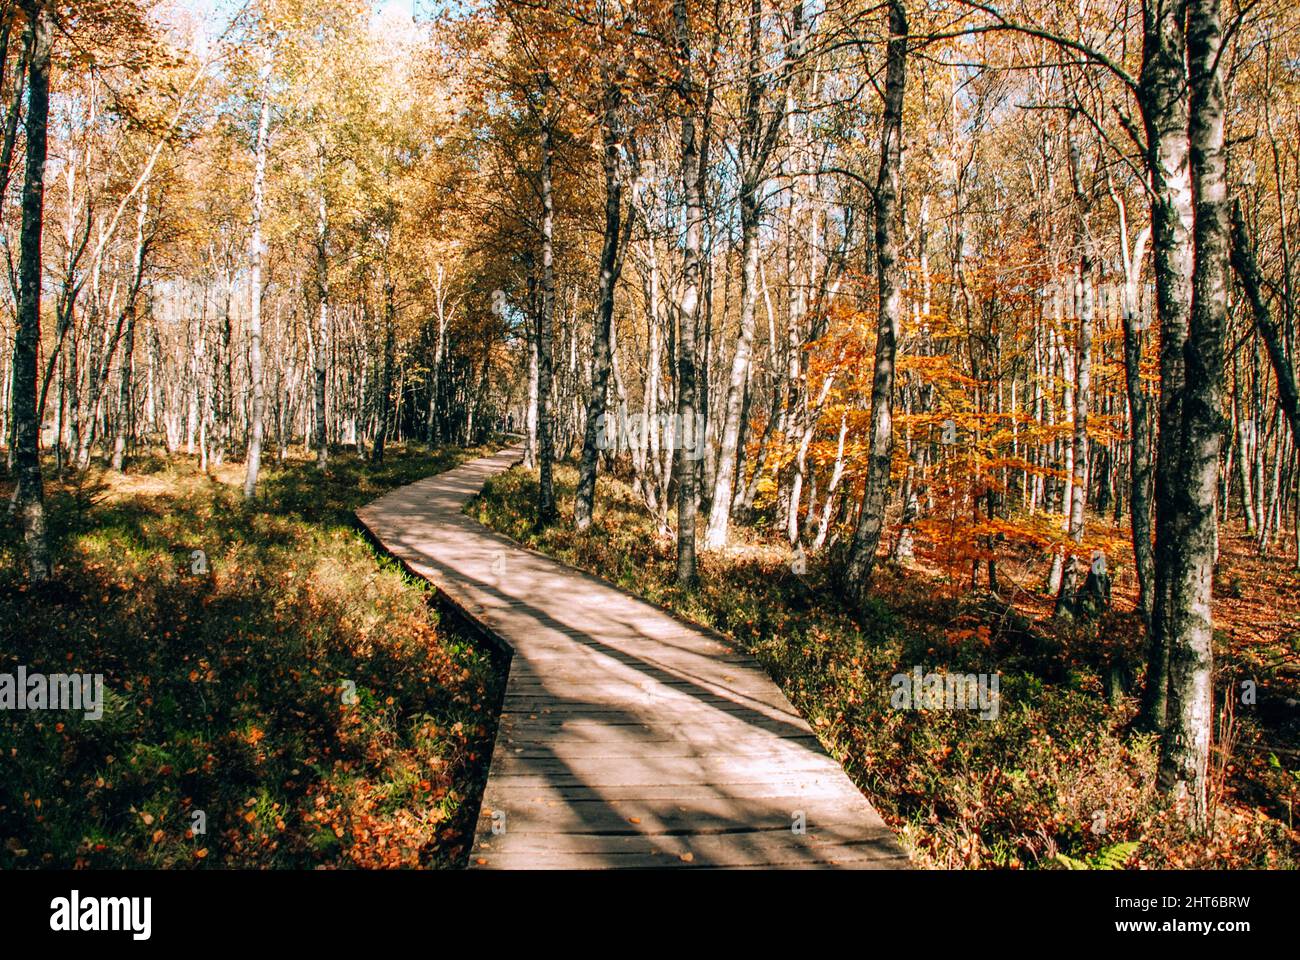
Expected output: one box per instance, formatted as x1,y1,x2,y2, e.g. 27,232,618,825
357,446,907,869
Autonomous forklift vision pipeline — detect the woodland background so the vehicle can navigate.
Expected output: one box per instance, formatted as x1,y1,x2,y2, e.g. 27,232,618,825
1,0,1298,868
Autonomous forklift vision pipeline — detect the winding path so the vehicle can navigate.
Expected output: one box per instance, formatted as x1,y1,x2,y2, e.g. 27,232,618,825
357,445,907,869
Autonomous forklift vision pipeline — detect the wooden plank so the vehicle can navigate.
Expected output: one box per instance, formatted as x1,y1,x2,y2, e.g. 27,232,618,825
472,833,909,870
495,714,817,738
478,781,877,803
473,796,889,839
474,830,894,857
495,737,825,759
494,703,813,732
356,445,908,871
485,757,847,788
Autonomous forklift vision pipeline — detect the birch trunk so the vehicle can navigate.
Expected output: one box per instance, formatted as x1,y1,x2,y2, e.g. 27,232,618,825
674,0,702,586
243,56,272,500
536,91,558,525
314,168,329,469
1137,0,1195,732
1158,0,1228,829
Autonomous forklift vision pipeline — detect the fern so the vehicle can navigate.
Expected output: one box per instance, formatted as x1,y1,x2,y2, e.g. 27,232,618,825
1054,841,1139,871
1054,852,1089,870
1091,842,1139,870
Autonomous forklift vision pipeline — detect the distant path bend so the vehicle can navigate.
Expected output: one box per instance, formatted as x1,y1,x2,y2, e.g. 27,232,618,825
357,445,908,869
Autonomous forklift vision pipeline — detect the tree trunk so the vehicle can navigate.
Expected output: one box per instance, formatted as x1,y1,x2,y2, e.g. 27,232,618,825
314,168,329,469
110,310,137,472
574,81,624,531
426,263,450,445
372,284,395,463
10,0,52,582
525,272,539,468
844,0,906,609
705,185,760,550
1114,185,1156,624
535,90,558,526
674,0,703,587
1158,0,1228,830
1137,0,1195,732
243,56,272,500
111,196,149,473
705,0,791,551
1056,141,1094,617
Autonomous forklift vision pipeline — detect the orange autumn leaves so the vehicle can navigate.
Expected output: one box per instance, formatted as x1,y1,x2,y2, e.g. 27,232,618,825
746,244,1125,590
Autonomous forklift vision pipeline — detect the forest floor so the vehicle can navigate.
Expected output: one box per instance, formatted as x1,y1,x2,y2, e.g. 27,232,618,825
466,461,1300,869
4,442,1295,870
0,442,506,868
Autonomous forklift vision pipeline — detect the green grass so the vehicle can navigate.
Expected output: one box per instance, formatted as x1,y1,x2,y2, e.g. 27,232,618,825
1,442,505,868
466,461,1300,869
